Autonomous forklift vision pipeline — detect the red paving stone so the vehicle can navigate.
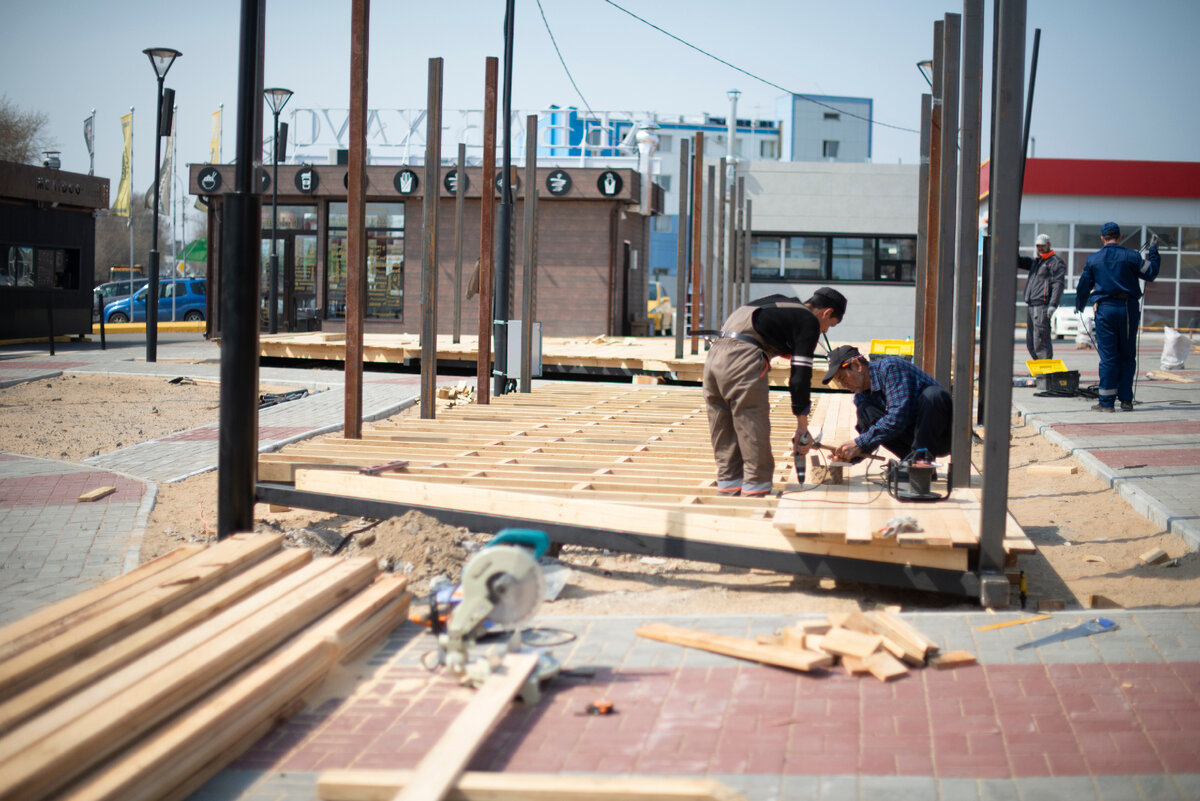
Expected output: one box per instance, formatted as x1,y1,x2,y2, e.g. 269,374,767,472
1051,420,1200,437
1090,447,1200,469
234,661,1200,780
0,472,141,508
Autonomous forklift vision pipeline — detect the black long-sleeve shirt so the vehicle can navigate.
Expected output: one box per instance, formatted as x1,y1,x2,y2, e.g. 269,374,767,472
747,295,822,416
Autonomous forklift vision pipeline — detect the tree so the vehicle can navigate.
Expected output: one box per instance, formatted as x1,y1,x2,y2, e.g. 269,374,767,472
93,192,171,284
0,95,51,165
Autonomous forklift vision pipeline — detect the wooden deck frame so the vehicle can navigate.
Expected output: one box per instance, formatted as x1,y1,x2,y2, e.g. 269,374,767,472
256,383,1033,600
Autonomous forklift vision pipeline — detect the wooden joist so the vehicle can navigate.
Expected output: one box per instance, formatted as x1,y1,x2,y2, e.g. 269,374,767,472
636,623,834,672
317,771,748,801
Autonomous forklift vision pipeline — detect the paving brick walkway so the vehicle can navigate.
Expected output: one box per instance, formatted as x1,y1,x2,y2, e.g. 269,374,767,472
193,610,1200,801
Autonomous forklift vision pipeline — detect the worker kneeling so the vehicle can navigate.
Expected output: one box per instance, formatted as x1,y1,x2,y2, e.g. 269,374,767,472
702,288,846,497
823,345,952,463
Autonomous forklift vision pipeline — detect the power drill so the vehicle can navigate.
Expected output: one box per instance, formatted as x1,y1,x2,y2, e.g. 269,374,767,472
795,431,811,483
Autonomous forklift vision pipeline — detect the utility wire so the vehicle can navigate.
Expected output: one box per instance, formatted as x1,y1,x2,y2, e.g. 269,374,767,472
602,0,920,135
536,0,602,124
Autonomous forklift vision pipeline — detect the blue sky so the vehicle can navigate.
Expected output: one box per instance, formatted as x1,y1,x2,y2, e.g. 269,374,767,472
2,0,1197,207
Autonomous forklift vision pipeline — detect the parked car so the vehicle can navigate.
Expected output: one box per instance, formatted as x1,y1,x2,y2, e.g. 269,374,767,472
104,278,207,323
92,279,149,321
648,280,673,335
1050,291,1093,340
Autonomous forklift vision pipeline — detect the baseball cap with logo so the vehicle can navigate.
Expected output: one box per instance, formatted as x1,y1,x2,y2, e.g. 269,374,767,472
821,344,862,385
1035,234,1051,246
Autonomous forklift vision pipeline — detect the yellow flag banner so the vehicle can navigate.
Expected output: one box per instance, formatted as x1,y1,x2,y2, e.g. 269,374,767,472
209,108,221,163
113,112,133,217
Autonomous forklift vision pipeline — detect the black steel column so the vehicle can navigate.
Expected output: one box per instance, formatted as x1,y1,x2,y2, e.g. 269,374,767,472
979,0,1026,573
420,57,443,419
147,73,165,363
268,108,280,334
914,92,931,365
493,0,515,398
218,0,265,538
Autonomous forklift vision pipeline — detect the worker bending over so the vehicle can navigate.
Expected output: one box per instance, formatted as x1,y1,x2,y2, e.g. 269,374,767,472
1074,222,1160,412
823,345,952,463
702,288,846,497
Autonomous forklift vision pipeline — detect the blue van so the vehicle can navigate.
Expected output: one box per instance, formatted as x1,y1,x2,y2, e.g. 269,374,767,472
104,278,207,323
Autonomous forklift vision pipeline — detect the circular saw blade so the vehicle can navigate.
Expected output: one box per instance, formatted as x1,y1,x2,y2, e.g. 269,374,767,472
469,545,545,625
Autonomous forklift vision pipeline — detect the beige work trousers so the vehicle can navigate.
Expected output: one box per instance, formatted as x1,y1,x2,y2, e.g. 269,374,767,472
702,337,774,495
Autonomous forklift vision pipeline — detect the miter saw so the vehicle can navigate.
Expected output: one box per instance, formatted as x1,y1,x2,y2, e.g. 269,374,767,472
437,528,560,702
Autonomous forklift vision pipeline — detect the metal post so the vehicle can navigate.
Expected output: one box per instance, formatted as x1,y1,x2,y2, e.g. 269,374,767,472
147,72,165,363
1019,29,1041,202
951,0,984,489
493,0,516,398
343,0,368,438
452,142,466,343
420,57,443,419
934,12,960,389
715,157,727,324
218,0,264,538
734,177,745,305
704,164,715,331
914,93,931,362
477,57,498,405
690,132,703,353
520,114,537,392
979,0,1026,574
920,21,944,376
742,197,752,304
673,138,689,359
268,106,280,334
725,160,736,316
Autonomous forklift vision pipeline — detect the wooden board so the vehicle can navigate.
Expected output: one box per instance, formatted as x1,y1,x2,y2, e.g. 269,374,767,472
392,652,539,801
636,623,834,672
318,771,748,801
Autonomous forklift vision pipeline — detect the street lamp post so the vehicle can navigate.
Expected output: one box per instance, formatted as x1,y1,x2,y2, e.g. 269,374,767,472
917,59,934,88
143,47,181,363
263,87,293,335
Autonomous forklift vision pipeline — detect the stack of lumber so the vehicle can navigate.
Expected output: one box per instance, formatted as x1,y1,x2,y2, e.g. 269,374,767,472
0,534,410,801
638,610,975,682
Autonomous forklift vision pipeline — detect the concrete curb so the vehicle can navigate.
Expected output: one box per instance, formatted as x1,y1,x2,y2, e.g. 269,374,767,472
1018,407,1200,552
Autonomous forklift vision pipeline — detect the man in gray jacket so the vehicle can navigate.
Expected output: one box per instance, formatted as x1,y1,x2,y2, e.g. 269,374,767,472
1019,233,1068,360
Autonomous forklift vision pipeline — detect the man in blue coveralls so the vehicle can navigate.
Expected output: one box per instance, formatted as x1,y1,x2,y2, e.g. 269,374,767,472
1074,222,1160,412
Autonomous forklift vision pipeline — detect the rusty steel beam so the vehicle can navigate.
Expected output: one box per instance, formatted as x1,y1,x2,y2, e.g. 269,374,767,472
913,92,931,365
477,57,498,405
716,157,727,324
420,57,443,419
673,138,689,359
453,142,465,344
343,0,369,439
520,114,537,392
690,132,704,353
920,20,944,377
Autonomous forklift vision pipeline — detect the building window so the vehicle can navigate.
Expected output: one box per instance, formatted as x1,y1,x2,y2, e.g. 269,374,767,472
822,140,839,159
824,112,841,121
652,215,673,234
749,234,916,283
760,140,778,159
327,202,405,320
0,245,78,290
657,175,672,192
657,134,672,153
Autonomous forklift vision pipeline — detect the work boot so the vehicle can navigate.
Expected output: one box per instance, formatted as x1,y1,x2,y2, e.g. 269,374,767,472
1120,401,1134,411
1091,403,1115,413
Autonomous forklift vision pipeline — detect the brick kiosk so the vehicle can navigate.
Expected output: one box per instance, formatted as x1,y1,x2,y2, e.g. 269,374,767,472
190,164,660,338
0,161,109,340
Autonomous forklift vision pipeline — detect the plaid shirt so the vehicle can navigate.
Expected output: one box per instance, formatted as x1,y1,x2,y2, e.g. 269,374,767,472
853,356,940,453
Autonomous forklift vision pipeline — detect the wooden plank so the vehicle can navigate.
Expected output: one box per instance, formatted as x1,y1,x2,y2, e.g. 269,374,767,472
864,611,927,666
930,650,977,670
318,770,748,801
0,548,312,735
392,651,539,801
294,470,970,572
0,558,377,801
863,650,908,682
635,623,833,672
817,627,882,660
0,534,284,703
869,611,939,658
58,576,409,801
76,486,116,503
0,546,203,662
